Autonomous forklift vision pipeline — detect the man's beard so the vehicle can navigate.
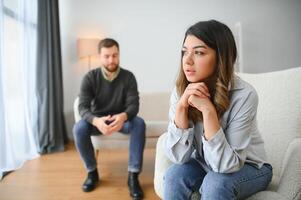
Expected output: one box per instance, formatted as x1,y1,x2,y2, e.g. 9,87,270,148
104,63,119,73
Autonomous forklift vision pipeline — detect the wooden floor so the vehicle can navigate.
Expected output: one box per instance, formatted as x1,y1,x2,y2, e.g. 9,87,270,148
0,143,160,200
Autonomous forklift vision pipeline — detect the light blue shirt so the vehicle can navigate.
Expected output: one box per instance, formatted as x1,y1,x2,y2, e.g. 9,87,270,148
164,76,268,173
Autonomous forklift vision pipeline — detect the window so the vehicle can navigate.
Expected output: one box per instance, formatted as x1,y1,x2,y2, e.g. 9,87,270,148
2,0,37,139
0,0,39,176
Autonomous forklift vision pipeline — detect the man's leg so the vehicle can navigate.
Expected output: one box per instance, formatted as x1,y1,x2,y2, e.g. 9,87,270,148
73,119,100,192
200,163,273,200
163,158,207,200
121,116,146,172
120,116,146,200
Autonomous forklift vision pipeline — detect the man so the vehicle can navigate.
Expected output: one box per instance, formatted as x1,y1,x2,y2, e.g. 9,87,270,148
73,38,145,200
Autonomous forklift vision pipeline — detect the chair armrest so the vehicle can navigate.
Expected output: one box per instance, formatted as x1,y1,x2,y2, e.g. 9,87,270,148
74,97,81,123
154,132,173,199
277,138,301,199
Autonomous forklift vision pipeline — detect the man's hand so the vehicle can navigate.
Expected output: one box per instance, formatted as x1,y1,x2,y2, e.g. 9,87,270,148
92,113,128,135
107,112,127,133
92,115,115,135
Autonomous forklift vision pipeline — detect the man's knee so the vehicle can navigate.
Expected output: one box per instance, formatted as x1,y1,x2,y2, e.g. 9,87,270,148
130,116,146,135
133,116,146,129
73,119,91,139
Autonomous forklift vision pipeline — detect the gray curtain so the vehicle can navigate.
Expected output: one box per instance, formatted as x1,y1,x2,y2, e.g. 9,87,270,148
36,0,68,154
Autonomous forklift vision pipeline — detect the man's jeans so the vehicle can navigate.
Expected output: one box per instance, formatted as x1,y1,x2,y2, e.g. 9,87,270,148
73,116,146,173
163,158,273,200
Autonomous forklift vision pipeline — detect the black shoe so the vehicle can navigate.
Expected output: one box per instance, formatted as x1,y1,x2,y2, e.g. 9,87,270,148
128,172,144,200
82,169,99,192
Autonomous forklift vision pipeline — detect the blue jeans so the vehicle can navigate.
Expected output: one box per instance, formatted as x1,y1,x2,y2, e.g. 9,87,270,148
73,116,146,173
164,158,273,200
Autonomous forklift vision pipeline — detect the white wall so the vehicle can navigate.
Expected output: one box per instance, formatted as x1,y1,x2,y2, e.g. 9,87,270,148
60,0,301,138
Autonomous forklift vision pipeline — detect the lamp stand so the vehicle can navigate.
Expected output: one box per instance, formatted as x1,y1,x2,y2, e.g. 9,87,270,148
88,55,91,70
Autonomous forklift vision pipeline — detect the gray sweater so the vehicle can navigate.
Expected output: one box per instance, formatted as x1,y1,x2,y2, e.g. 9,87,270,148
164,76,268,173
78,67,139,124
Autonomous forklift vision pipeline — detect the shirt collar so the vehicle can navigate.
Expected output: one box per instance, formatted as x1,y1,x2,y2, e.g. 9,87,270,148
101,66,120,82
230,75,245,91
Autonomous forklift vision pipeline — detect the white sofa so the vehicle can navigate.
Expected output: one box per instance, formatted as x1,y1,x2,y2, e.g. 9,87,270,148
73,92,170,149
154,67,301,200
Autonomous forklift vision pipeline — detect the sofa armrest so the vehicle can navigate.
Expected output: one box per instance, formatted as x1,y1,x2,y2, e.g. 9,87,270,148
247,191,287,200
277,138,301,199
154,132,173,199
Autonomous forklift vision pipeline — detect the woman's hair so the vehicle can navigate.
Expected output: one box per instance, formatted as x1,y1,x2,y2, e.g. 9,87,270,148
176,20,237,122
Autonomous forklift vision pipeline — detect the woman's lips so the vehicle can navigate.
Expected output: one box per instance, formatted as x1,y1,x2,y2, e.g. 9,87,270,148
185,69,196,76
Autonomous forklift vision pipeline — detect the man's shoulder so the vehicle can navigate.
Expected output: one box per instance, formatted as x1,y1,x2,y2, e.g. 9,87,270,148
84,68,102,78
119,67,136,79
120,67,133,75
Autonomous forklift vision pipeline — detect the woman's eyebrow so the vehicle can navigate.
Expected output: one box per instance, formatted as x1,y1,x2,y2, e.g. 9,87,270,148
192,45,207,49
182,45,207,49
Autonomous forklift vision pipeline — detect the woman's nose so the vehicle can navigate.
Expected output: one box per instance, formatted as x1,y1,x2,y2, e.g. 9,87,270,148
184,52,194,65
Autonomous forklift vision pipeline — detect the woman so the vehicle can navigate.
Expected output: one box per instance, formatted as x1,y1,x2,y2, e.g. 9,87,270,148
163,20,272,200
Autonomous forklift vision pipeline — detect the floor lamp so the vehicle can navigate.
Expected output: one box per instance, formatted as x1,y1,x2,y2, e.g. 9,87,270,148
77,38,100,70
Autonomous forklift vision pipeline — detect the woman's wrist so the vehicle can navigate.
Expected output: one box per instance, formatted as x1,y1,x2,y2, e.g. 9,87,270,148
202,107,215,117
175,103,189,129
177,101,188,111
203,109,220,140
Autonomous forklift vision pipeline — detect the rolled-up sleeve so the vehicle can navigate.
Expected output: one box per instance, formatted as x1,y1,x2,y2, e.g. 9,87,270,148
202,89,258,173
164,88,195,164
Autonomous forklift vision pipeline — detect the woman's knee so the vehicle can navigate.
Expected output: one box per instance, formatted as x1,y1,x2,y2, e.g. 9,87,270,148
201,171,235,198
164,164,185,190
164,161,199,188
164,162,202,199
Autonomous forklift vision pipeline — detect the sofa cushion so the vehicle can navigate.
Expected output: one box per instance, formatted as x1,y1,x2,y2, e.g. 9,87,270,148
146,121,168,137
139,92,170,121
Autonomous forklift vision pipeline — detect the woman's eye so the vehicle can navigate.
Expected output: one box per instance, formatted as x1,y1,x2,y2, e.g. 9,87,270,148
181,50,188,55
195,51,204,55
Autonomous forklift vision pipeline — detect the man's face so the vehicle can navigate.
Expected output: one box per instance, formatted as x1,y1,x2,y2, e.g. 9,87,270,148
99,45,120,72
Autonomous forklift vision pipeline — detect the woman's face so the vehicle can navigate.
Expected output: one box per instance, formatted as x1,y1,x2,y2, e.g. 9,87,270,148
182,35,217,83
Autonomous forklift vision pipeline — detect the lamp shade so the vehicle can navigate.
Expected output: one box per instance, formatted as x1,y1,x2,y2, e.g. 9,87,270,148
77,38,100,59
